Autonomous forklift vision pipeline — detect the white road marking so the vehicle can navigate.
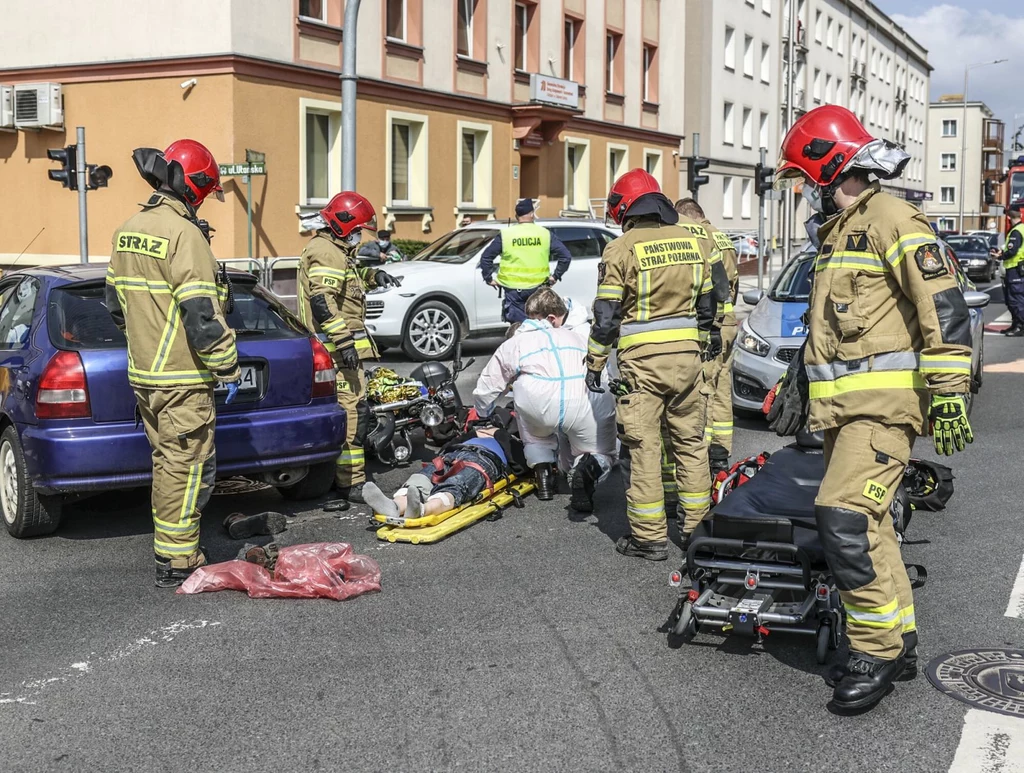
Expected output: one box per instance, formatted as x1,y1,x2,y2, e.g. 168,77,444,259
949,709,1024,773
1005,552,1024,619
995,311,1012,324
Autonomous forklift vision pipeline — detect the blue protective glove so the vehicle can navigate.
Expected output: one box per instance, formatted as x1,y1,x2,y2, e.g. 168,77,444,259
225,381,240,405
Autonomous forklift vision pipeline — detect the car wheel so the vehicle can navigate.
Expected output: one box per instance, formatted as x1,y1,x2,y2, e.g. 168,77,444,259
276,460,336,501
402,301,459,361
0,426,62,538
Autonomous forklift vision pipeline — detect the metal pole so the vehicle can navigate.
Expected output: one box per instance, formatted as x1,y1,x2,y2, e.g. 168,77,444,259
782,6,796,264
958,67,968,233
768,190,776,283
76,126,88,264
245,174,253,258
341,0,362,191
757,147,767,293
692,132,700,203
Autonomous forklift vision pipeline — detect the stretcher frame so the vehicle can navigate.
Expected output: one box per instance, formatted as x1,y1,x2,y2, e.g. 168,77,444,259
374,475,536,544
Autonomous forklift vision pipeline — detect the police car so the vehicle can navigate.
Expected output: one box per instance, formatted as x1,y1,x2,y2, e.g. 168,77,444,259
364,219,620,361
732,242,989,414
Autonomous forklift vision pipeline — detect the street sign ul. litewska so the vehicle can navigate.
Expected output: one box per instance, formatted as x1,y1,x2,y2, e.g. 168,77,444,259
219,162,266,176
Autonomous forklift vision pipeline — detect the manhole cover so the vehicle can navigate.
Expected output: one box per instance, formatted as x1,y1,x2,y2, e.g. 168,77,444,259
213,477,272,496
926,649,1024,718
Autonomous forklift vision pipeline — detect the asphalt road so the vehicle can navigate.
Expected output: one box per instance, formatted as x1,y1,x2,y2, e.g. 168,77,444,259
0,287,1022,773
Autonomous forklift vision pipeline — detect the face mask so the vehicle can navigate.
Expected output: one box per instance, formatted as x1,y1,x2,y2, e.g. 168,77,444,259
378,240,390,249
804,212,826,250
343,231,362,247
802,184,824,213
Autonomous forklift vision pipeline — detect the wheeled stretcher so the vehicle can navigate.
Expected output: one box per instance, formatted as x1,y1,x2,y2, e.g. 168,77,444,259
374,475,537,544
668,444,845,663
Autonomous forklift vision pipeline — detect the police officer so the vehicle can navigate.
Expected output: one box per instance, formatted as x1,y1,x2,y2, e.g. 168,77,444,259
106,140,240,588
769,105,974,711
998,203,1024,336
676,197,740,477
297,192,402,507
480,199,573,323
585,170,729,561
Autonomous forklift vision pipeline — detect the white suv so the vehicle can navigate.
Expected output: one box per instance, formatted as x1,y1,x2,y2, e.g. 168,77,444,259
365,219,619,360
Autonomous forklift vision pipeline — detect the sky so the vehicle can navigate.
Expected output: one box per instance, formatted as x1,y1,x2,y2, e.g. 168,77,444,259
872,1,1023,142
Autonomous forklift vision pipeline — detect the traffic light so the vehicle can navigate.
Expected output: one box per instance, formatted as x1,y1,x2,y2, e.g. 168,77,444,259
47,145,78,190
87,164,113,190
984,178,996,206
687,156,710,197
755,163,775,198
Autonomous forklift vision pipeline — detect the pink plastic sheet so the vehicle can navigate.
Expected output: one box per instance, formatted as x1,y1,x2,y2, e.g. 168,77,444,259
178,542,381,600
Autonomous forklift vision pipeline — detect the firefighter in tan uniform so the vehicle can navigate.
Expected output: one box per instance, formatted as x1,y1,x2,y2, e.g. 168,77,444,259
106,140,240,588
768,106,973,711
297,192,401,507
585,170,729,561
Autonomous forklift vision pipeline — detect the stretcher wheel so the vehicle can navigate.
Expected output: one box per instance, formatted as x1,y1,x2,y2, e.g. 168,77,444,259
671,601,698,641
816,622,831,665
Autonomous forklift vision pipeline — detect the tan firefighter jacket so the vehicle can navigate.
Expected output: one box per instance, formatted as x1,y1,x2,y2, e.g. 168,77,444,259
586,218,730,372
106,194,239,390
806,184,972,433
297,232,381,360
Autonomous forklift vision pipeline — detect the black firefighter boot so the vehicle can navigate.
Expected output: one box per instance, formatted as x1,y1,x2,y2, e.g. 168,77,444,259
1007,322,1024,337
615,535,668,561
708,443,730,480
830,650,907,711
155,550,208,589
569,453,602,512
826,631,918,686
325,482,368,512
534,463,556,501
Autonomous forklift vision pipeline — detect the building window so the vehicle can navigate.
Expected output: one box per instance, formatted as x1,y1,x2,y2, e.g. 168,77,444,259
458,122,492,207
644,150,663,184
606,31,622,93
942,119,957,137
723,101,735,145
387,111,428,206
835,78,843,107
813,68,821,103
941,186,956,204
742,107,753,148
760,43,770,83
825,74,832,104
759,111,769,148
938,217,956,231
941,153,957,171
724,26,735,71
386,0,406,40
886,56,892,84
514,3,528,70
299,0,325,21
565,138,590,211
871,48,877,76
741,179,752,219
304,112,331,203
837,24,844,55
814,11,822,42
643,45,658,102
457,0,475,57
826,17,833,49
762,0,771,13
608,144,629,190
563,17,581,81
743,35,754,77
723,177,735,219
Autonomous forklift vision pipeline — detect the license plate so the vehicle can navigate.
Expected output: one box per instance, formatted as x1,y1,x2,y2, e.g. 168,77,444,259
215,366,258,392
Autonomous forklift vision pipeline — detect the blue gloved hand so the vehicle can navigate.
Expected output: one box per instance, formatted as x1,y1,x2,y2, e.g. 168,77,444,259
225,381,240,405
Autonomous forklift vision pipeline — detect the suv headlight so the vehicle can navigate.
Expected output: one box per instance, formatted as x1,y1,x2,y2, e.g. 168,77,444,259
737,323,770,357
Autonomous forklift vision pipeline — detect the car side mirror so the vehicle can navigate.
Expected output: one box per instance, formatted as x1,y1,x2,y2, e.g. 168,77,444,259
963,290,990,309
742,289,764,305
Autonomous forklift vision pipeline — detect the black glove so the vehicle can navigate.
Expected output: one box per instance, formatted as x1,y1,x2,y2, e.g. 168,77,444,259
701,329,723,362
336,343,360,371
585,369,604,394
375,271,402,289
765,342,809,436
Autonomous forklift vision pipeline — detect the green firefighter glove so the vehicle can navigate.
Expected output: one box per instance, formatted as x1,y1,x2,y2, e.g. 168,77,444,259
929,394,974,456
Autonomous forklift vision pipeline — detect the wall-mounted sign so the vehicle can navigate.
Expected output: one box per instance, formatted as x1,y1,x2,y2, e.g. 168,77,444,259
529,74,580,110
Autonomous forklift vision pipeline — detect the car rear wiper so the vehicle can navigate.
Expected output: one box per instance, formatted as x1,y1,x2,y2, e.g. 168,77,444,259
233,329,266,335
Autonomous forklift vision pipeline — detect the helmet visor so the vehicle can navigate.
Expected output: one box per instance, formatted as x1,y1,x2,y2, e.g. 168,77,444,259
773,164,805,191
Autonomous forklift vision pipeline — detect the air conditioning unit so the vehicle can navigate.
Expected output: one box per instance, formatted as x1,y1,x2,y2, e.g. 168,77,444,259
0,86,13,131
14,83,63,130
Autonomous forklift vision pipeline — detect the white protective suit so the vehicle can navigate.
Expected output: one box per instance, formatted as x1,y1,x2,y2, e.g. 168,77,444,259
473,299,617,476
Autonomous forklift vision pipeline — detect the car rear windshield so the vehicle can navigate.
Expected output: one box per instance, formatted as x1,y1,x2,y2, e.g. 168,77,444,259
945,236,988,253
412,229,499,264
769,253,815,302
48,277,307,351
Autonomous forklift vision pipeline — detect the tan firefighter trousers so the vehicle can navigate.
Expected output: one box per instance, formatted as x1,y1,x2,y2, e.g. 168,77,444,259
335,366,367,488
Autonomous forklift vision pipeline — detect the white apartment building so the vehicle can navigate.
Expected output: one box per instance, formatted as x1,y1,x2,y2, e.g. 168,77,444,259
926,98,1004,232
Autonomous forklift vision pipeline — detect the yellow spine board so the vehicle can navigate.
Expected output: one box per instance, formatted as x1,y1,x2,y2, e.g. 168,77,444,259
373,476,515,529
375,480,536,544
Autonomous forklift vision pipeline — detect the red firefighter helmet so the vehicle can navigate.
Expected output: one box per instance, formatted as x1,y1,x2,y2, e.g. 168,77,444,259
606,168,662,225
163,139,223,206
320,192,377,239
775,105,875,189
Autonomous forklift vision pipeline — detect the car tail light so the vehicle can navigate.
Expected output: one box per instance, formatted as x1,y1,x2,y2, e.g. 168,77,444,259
310,337,337,399
36,350,91,419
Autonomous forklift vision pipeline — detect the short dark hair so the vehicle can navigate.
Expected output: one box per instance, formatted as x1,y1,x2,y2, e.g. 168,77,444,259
525,287,568,320
674,197,705,219
377,229,391,239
